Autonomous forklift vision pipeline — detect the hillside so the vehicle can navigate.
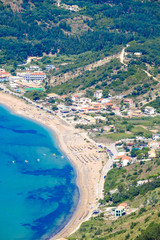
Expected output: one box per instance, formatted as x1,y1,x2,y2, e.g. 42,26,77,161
0,0,160,66
68,160,160,240
0,0,160,115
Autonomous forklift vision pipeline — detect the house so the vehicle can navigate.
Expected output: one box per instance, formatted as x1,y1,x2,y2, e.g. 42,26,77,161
118,202,128,209
114,202,128,217
148,141,159,150
80,98,91,105
61,95,67,100
72,95,80,102
123,98,133,106
121,155,131,167
46,65,55,71
144,106,155,115
9,76,23,82
103,102,113,108
114,206,125,217
47,93,60,100
99,98,111,104
0,70,10,81
61,3,80,12
73,97,91,105
115,155,131,167
28,65,41,71
111,105,120,111
24,71,46,81
137,180,151,186
70,5,80,11
129,110,143,118
81,114,96,124
116,95,124,100
152,134,160,140
134,52,142,57
59,105,71,113
85,103,103,112
94,90,103,99
148,149,156,158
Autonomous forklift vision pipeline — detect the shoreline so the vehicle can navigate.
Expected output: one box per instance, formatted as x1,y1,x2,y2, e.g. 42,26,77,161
0,92,107,240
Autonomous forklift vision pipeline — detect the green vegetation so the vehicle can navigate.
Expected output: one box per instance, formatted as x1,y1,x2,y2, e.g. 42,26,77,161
69,160,160,240
103,132,135,141
50,59,157,96
127,38,160,66
24,90,46,101
136,222,160,240
144,97,160,113
76,115,160,141
1,0,160,68
49,59,121,95
0,0,132,65
103,162,160,204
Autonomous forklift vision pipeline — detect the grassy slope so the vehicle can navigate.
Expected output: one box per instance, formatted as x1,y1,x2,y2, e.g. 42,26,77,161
95,116,160,141
69,160,160,240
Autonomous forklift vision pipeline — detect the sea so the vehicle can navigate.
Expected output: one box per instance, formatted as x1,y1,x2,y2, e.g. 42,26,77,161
0,105,79,240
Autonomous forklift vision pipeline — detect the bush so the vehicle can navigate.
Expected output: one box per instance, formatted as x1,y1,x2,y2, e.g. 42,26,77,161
125,233,130,239
139,207,146,215
136,222,160,240
130,222,139,229
95,229,102,235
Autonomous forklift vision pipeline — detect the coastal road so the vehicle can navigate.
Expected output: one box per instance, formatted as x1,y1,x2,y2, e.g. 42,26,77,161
97,143,117,200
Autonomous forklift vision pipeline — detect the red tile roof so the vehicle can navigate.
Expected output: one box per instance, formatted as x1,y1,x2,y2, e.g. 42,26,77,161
121,156,131,161
118,202,128,208
30,72,45,75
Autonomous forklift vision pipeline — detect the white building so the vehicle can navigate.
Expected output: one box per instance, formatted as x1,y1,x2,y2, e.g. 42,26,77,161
24,72,46,82
94,90,103,99
46,65,55,71
134,52,142,57
144,106,155,115
152,134,160,140
100,98,111,104
26,65,41,71
0,69,10,81
9,76,23,82
121,156,131,167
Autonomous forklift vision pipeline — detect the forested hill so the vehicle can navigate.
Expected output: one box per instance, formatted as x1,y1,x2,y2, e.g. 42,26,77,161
0,0,160,65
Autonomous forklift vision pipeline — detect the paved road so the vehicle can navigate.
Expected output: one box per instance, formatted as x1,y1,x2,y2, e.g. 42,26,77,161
97,143,118,200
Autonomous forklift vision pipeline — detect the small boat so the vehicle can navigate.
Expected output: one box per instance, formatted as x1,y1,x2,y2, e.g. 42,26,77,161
37,159,40,162
25,160,28,163
61,156,64,159
12,161,15,164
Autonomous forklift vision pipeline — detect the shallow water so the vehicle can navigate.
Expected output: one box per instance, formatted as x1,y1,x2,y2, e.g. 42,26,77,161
0,105,79,240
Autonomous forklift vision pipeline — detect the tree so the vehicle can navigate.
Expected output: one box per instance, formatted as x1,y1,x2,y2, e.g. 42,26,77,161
137,153,143,160
136,222,160,240
52,105,58,111
118,184,124,193
65,97,73,106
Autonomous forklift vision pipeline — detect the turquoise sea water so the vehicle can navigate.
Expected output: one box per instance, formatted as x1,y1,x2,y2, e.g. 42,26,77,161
0,105,79,240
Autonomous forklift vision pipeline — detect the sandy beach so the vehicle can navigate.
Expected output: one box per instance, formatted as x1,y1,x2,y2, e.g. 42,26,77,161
0,92,107,240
